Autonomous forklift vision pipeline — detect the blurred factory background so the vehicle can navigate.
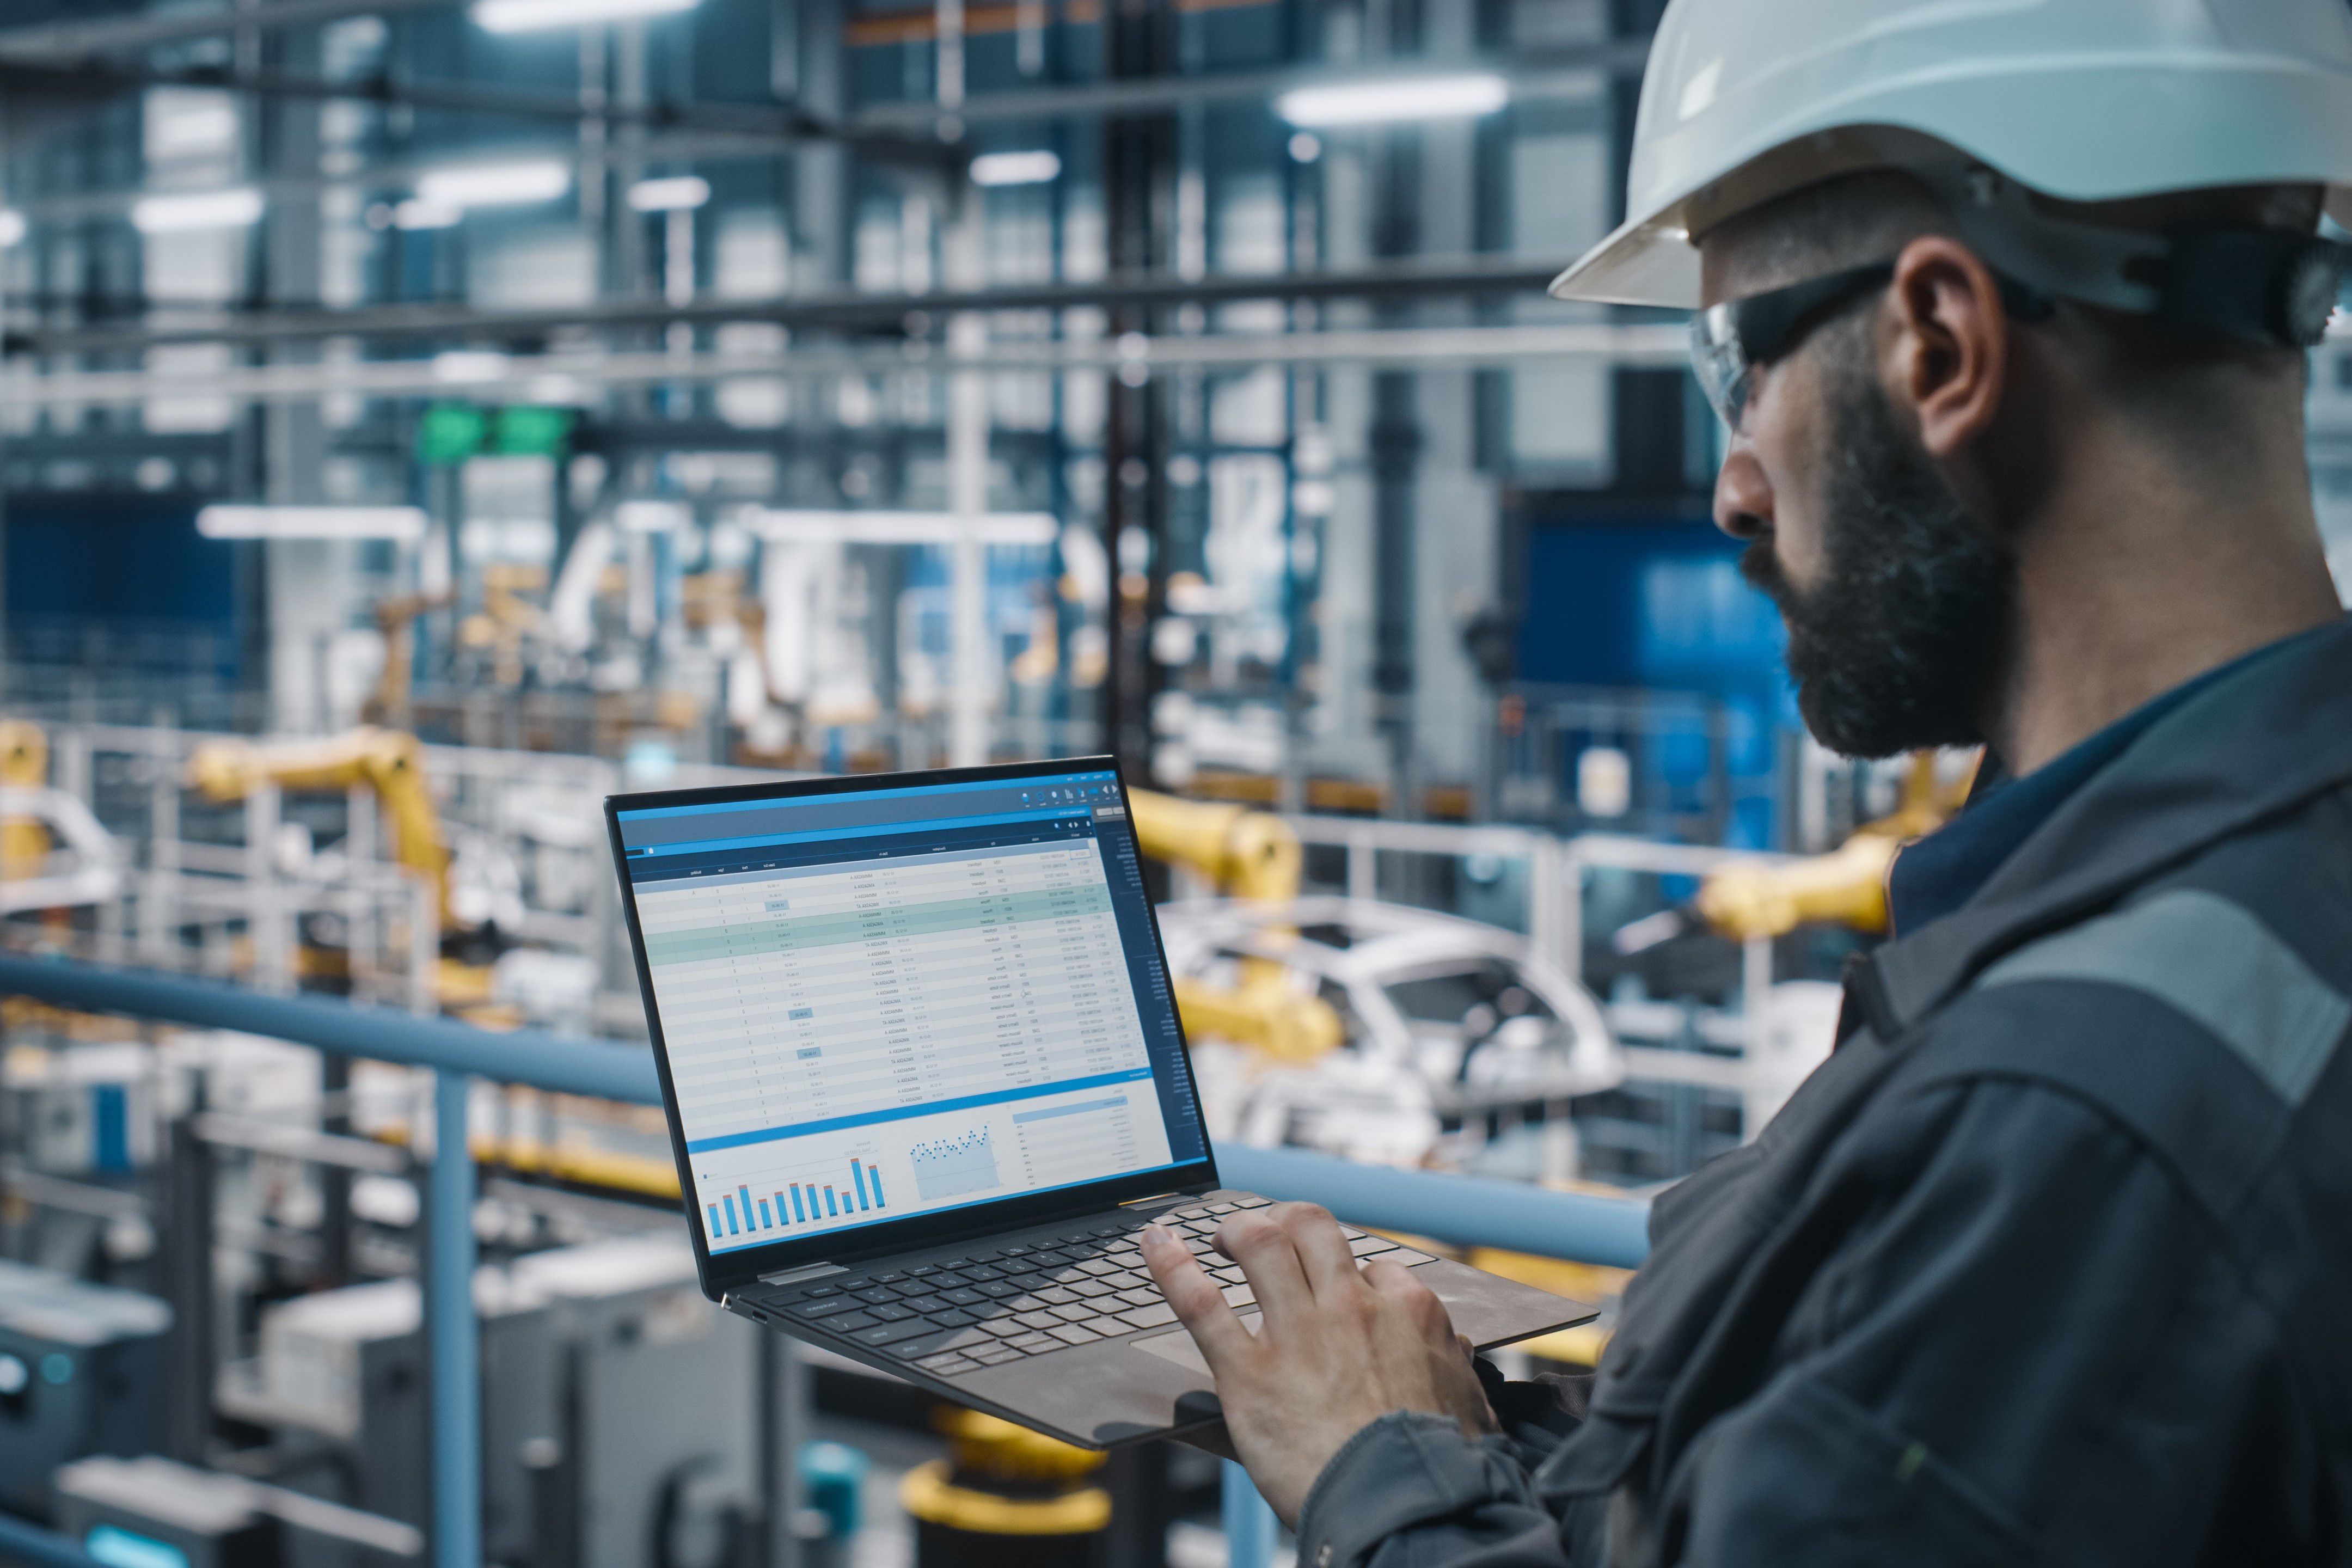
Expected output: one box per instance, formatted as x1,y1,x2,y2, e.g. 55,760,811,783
0,1,2347,1566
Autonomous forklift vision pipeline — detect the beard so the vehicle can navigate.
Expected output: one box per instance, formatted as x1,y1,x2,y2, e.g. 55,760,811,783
1741,357,2015,759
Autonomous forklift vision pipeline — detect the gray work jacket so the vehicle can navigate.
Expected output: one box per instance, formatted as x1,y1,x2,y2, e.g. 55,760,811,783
1297,617,2352,1567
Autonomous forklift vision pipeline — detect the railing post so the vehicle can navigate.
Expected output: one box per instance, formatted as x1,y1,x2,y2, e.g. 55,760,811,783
1221,1461,1278,1568
429,1068,481,1568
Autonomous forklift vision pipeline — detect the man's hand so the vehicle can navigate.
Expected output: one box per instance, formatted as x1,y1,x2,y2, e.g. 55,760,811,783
1142,1204,1496,1527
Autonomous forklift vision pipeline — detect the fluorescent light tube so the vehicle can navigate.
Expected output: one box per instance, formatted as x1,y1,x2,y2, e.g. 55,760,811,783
416,160,570,209
432,351,511,384
131,188,265,234
0,211,23,248
472,0,697,32
627,175,710,212
1275,73,1509,127
969,150,1061,188
197,506,428,542
392,199,462,231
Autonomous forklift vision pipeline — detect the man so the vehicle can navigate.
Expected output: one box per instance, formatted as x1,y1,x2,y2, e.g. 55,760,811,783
1142,2,2352,1563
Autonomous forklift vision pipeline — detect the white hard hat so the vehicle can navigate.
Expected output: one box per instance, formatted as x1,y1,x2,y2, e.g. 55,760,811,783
1551,0,2352,309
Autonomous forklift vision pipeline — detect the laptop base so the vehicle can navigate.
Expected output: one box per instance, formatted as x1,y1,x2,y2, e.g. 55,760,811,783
727,1189,1596,1450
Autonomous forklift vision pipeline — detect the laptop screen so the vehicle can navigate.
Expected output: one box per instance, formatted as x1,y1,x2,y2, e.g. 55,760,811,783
612,765,1208,1258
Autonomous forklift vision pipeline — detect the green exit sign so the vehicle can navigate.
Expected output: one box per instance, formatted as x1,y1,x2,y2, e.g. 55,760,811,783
417,403,575,465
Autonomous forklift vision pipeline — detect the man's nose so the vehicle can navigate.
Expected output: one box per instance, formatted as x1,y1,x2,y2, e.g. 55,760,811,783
1712,445,1771,542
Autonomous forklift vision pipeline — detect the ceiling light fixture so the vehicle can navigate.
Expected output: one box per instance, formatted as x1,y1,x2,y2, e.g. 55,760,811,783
1275,73,1510,127
627,175,711,212
432,351,512,384
415,160,570,209
0,211,23,248
131,188,265,234
471,0,697,33
392,199,462,231
969,150,1062,188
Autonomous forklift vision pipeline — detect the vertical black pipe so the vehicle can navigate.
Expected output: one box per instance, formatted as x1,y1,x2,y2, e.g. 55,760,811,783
163,1104,215,1463
1099,0,1175,779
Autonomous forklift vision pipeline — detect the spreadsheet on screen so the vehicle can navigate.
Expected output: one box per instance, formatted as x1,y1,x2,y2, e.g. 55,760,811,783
615,771,1206,1255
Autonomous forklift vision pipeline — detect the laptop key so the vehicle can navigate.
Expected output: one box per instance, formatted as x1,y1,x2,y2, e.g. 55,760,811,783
1116,1288,1164,1308
803,1284,843,1298
915,1353,977,1375
930,1271,975,1288
1014,1312,1064,1332
970,1346,1024,1365
906,1265,940,1278
976,1282,1022,1300
1119,1304,1180,1331
1046,1324,1100,1345
1047,1303,1095,1324
979,1319,1030,1339
1009,1333,1061,1353
931,1310,978,1328
872,1271,908,1284
1221,1284,1256,1308
1033,1287,1080,1307
939,1288,986,1307
1351,1238,1398,1258
1001,1245,1034,1257
853,1289,896,1305
869,1304,917,1322
902,1295,947,1315
798,1298,860,1320
855,1318,942,1349
827,1311,879,1332
1076,1258,1124,1277
1069,1281,1118,1300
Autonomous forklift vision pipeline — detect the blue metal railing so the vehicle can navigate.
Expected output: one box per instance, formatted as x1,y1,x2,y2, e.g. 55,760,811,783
0,955,1651,1568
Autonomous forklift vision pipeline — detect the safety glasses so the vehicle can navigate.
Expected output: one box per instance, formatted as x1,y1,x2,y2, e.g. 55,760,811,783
1688,262,1897,434
1690,262,2054,432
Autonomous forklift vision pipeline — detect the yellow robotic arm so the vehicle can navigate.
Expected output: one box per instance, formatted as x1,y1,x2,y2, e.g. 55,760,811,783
1695,751,1979,942
1126,788,1343,1063
187,727,452,927
0,720,51,878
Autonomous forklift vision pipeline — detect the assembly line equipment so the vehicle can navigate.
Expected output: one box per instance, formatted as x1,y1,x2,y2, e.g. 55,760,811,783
0,954,1651,1568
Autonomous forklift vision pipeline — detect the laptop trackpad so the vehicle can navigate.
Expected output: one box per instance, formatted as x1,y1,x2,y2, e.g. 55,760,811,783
1134,1310,1259,1377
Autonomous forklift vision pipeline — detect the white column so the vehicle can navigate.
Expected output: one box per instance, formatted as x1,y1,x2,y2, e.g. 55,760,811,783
945,195,991,768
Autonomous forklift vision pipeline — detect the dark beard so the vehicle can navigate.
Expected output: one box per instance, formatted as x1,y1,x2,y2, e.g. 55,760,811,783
1741,363,2014,759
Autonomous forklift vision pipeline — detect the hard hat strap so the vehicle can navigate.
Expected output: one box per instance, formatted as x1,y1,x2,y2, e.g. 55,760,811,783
1927,164,2350,351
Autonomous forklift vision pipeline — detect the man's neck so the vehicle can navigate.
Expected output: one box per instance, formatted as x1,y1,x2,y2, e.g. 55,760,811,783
1984,442,2341,777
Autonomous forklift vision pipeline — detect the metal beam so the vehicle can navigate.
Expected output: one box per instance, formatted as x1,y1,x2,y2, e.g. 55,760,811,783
3,256,1572,356
850,52,1637,134
0,321,1688,410
0,0,455,61
0,57,947,167
0,953,1655,1269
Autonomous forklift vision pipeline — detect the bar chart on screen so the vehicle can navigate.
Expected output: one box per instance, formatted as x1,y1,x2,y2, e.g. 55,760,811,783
909,1126,1001,1202
700,1142,889,1244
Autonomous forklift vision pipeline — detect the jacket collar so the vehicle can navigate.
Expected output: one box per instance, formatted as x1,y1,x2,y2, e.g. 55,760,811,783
1871,615,2352,1030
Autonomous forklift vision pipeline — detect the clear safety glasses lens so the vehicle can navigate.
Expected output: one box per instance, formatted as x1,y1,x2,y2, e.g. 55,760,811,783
1688,305,1753,433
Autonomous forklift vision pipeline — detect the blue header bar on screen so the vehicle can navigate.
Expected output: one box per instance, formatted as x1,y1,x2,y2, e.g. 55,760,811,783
614,770,1121,851
629,806,1082,858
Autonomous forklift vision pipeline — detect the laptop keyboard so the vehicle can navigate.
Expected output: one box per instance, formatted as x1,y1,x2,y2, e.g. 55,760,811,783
752,1196,1431,1380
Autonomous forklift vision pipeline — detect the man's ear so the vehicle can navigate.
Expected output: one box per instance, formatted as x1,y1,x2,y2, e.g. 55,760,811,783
1884,234,2009,458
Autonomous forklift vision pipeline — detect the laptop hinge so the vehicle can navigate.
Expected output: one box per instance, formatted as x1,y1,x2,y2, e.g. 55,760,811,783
757,1261,848,1286
1118,1192,1185,1209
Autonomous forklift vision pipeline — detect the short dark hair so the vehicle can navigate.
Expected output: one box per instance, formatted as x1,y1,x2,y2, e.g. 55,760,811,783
1711,169,2324,440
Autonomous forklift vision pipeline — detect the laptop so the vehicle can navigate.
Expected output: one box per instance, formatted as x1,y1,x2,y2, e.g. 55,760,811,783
605,757,1595,1449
